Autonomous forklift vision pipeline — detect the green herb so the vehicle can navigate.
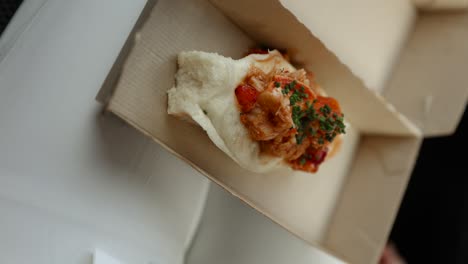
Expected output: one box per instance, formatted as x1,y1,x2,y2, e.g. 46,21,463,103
325,117,336,132
289,88,309,106
289,99,320,145
274,81,281,88
325,133,334,142
336,114,346,134
286,85,347,146
318,112,347,142
308,127,316,136
295,133,306,144
289,90,301,105
305,103,317,118
292,105,304,129
299,156,307,166
282,80,297,95
318,137,324,145
290,80,297,88
320,104,332,116
203,109,208,115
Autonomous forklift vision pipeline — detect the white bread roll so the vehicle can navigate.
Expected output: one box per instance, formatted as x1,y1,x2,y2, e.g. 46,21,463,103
167,50,294,173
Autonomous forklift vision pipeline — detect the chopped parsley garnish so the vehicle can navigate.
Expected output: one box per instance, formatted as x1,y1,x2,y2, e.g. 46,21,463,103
320,104,331,115
295,101,346,145
299,156,307,166
290,80,297,88
318,137,324,145
291,97,318,145
282,80,297,95
203,109,208,115
289,91,301,105
308,127,316,136
292,105,304,128
317,111,346,143
282,79,346,146
289,87,309,106
295,133,306,145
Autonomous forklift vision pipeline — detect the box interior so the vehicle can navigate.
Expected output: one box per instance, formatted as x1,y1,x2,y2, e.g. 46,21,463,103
104,0,424,263
384,10,468,137
210,0,420,136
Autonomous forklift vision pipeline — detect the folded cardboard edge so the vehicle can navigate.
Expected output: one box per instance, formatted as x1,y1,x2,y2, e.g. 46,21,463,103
96,0,158,104
110,108,349,261
210,0,422,137
104,0,360,257
384,10,468,137
413,0,468,10
324,136,422,264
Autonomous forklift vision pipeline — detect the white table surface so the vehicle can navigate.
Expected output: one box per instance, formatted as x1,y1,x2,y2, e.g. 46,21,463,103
0,1,209,263
0,0,415,263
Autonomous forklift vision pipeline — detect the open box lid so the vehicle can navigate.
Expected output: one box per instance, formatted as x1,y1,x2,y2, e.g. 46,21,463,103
210,0,421,137
384,10,468,137
211,0,466,137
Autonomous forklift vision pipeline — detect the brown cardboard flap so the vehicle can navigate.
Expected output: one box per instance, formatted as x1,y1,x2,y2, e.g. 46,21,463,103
413,0,468,10
107,0,361,245
102,0,423,263
384,11,468,137
210,0,420,136
97,0,158,104
325,136,422,264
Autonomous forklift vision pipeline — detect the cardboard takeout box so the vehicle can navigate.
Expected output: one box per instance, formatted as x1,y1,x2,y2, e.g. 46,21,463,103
97,0,467,263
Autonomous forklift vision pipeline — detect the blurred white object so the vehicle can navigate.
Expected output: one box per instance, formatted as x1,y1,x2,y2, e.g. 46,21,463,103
186,184,345,264
281,0,415,93
0,0,209,263
94,250,123,264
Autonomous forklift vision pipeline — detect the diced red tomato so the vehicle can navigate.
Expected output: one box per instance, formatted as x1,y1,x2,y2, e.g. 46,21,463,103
289,147,328,173
309,148,328,165
235,84,258,112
